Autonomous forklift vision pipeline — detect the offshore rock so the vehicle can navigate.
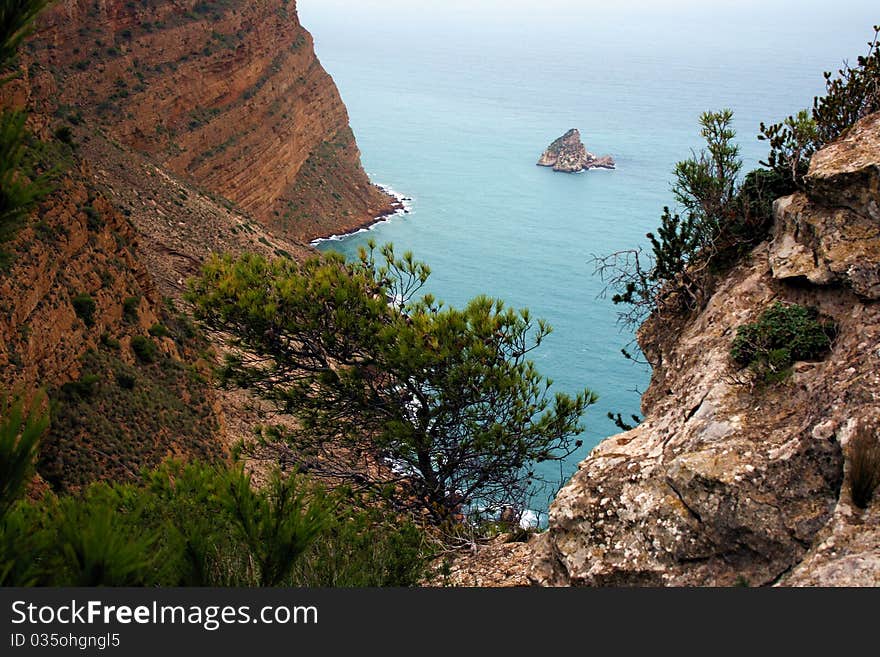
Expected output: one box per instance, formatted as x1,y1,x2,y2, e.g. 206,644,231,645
537,129,615,172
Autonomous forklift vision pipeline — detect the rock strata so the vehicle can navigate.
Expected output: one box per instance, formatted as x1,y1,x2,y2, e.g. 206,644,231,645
25,0,396,242
537,129,615,172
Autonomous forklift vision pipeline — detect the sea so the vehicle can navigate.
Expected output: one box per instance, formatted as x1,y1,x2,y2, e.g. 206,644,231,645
297,0,878,513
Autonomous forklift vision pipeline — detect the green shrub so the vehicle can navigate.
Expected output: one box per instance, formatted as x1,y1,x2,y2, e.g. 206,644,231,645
53,125,73,144
115,372,135,390
148,323,170,338
60,374,101,400
130,336,158,363
71,293,96,327
731,302,836,381
83,204,103,231
122,296,140,323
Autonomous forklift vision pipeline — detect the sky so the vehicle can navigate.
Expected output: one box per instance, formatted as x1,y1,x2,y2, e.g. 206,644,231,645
299,0,878,24
298,1,879,61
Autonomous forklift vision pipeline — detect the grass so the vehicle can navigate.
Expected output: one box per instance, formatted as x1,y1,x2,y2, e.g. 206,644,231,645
848,424,880,509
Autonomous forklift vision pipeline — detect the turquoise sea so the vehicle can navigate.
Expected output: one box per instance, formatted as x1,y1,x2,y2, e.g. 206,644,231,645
298,0,877,510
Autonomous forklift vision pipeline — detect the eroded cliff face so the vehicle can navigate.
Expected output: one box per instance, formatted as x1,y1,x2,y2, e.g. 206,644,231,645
0,1,385,492
530,112,880,587
23,0,396,241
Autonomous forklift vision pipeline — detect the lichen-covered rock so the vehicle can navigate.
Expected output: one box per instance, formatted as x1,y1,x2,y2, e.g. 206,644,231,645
769,112,880,299
807,111,880,221
531,113,880,586
769,194,880,298
537,129,615,172
782,420,880,587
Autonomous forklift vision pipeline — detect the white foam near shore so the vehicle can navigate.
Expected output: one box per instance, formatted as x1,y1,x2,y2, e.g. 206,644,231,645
309,183,413,246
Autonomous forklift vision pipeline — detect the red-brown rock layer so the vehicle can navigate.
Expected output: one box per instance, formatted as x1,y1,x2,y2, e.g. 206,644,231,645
24,0,396,241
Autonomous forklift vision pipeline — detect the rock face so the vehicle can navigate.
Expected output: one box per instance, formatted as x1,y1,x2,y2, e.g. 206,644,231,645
531,112,880,587
769,112,880,299
0,1,385,492
23,0,397,242
537,129,615,172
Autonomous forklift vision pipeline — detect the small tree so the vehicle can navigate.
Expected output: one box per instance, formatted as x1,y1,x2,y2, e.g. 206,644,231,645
672,109,742,247
595,110,745,325
190,244,595,521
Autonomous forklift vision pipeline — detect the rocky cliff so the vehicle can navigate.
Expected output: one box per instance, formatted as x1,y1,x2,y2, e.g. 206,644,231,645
530,112,880,587
0,1,388,492
22,0,397,242
537,129,615,172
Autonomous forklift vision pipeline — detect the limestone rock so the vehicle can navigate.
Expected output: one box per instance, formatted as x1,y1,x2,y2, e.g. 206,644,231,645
531,114,880,585
807,111,880,221
769,112,880,299
537,129,615,172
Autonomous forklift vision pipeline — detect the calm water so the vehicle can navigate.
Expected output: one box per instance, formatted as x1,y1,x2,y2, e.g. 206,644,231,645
298,1,877,507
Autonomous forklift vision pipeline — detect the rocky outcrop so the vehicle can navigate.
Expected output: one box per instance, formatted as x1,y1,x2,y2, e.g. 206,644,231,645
531,112,880,587
769,112,880,299
537,129,615,172
23,0,397,242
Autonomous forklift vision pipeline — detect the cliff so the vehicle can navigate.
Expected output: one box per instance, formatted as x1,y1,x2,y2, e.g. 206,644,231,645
529,112,880,586
0,1,385,492
22,0,397,242
537,129,615,172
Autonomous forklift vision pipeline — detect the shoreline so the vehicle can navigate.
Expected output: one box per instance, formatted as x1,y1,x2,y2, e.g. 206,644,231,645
310,184,413,246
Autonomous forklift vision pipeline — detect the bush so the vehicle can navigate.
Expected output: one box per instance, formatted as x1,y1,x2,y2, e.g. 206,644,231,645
760,25,880,188
3,460,427,587
148,323,170,338
122,296,140,323
54,125,73,144
130,336,158,363
60,374,101,400
71,293,96,327
731,302,836,382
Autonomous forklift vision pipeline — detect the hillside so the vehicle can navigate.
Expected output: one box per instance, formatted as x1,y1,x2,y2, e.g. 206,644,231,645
0,0,392,492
